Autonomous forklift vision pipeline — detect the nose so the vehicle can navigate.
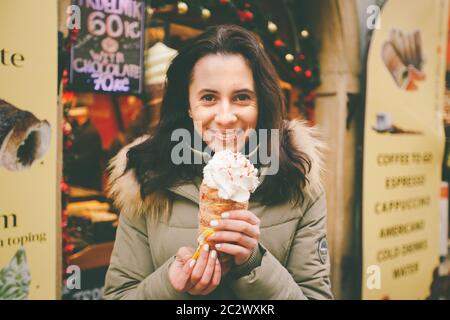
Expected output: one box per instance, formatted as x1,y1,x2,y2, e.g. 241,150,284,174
214,99,237,126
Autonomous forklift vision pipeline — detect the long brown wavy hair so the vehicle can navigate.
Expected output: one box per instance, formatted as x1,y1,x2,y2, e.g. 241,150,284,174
125,25,311,208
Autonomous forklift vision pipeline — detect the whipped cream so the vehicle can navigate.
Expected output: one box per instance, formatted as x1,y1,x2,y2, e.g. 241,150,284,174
203,149,260,202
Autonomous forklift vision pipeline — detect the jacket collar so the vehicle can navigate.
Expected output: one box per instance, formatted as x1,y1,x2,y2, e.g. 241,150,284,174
107,120,326,216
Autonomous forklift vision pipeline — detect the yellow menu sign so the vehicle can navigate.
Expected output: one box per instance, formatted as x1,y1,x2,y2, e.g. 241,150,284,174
363,0,448,299
0,0,60,299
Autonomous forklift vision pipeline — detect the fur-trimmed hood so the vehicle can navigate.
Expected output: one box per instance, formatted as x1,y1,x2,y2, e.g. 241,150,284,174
107,120,326,217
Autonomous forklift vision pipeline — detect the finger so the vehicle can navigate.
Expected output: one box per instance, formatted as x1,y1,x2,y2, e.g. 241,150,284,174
201,258,222,295
221,210,260,225
189,244,210,287
177,247,196,262
189,250,217,295
210,219,260,239
172,258,196,292
209,231,257,249
181,259,196,281
215,243,251,264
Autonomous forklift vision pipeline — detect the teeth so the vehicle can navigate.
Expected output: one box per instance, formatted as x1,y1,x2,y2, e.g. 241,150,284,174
216,135,233,141
210,129,244,141
217,134,236,139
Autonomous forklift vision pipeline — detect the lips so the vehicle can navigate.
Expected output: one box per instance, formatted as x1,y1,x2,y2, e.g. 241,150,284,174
208,128,244,142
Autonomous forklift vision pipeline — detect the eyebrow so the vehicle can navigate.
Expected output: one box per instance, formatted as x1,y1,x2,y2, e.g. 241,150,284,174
197,88,256,95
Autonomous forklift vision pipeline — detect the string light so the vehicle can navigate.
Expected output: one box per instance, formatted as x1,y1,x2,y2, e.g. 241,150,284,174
146,7,155,16
238,10,254,22
274,39,284,48
201,8,211,19
300,30,309,39
177,1,188,14
268,21,278,33
146,0,319,97
285,54,294,63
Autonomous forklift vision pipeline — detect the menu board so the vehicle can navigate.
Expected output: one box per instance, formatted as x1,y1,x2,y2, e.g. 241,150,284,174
0,0,59,299
362,0,448,299
70,0,145,94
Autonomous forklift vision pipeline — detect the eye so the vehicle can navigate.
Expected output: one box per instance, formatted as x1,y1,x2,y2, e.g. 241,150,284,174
234,94,251,102
201,94,216,102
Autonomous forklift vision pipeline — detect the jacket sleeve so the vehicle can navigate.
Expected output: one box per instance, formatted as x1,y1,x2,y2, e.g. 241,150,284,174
103,212,189,300
230,191,334,300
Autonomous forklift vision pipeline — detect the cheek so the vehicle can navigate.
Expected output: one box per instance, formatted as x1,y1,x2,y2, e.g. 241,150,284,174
190,106,216,127
239,107,258,129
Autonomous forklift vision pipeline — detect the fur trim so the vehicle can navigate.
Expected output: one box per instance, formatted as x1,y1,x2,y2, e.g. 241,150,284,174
106,135,149,217
107,121,326,216
287,119,327,198
107,135,170,221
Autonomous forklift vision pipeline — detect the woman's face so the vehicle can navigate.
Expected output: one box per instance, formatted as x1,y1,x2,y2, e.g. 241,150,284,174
188,54,258,153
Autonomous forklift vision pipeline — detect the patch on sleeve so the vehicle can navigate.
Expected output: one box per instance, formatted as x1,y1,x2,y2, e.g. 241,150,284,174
318,237,328,264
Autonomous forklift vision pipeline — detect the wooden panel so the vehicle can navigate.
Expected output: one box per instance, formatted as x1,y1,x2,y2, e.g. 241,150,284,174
68,242,114,271
314,80,353,299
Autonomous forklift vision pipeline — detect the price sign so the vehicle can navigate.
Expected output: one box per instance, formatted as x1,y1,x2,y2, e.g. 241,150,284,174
70,0,145,94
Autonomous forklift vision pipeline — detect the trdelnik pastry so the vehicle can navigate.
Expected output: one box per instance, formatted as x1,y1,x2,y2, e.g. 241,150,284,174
0,99,51,171
193,149,260,259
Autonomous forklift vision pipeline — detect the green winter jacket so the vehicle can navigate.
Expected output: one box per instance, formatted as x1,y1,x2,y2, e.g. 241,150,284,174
103,120,333,300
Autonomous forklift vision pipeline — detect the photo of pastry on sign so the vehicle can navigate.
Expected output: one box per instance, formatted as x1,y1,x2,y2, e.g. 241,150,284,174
0,99,51,171
381,29,426,91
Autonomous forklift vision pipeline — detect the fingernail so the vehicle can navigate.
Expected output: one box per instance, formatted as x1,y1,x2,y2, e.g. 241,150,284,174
215,243,221,249
210,220,219,227
189,259,196,268
203,244,209,252
211,250,217,259
221,212,230,219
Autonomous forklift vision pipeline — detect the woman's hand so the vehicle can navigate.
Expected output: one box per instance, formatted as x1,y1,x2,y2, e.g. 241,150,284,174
168,247,196,292
187,244,221,295
168,246,221,295
208,210,261,266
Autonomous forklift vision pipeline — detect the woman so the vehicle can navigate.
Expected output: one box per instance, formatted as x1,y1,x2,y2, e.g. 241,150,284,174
104,25,333,300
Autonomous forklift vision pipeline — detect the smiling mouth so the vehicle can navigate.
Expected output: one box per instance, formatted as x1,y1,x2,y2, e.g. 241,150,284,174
208,128,245,142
